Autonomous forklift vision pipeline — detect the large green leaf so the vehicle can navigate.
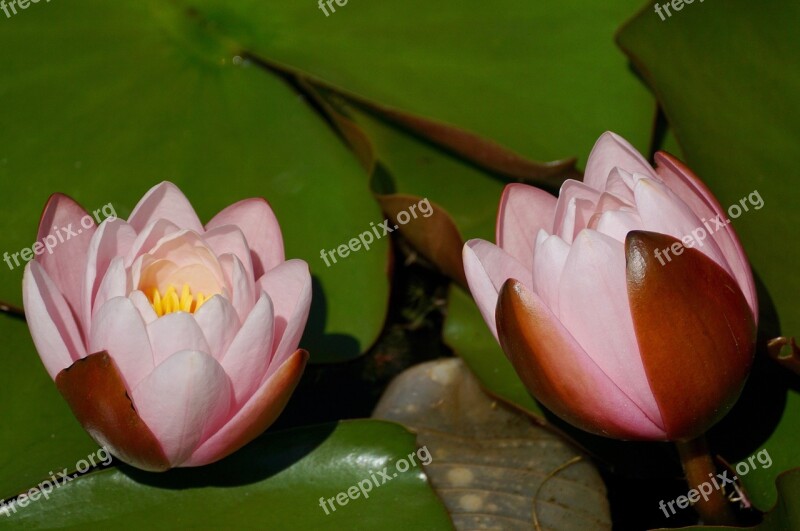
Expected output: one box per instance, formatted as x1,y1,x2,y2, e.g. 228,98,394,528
186,0,654,165
0,420,452,529
0,0,389,362
617,0,800,510
0,315,97,501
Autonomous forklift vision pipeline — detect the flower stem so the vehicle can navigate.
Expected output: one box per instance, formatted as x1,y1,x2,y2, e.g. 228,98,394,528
675,436,737,526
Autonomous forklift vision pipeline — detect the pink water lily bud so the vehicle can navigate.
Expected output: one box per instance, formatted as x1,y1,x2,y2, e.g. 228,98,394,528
463,132,757,441
23,182,311,470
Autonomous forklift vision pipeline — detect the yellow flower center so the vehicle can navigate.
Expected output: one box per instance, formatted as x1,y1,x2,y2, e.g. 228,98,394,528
149,284,208,317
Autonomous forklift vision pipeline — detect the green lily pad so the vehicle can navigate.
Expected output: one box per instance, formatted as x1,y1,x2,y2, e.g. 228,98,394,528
0,315,98,501
0,0,389,362
186,0,654,164
0,420,453,529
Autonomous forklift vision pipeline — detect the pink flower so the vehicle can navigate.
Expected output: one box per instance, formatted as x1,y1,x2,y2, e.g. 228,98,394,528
23,182,311,470
463,132,757,441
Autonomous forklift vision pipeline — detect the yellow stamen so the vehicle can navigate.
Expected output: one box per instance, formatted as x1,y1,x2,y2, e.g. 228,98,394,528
148,283,208,317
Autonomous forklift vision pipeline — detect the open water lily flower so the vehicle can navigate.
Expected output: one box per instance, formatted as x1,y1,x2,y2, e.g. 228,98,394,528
463,132,757,441
23,182,311,470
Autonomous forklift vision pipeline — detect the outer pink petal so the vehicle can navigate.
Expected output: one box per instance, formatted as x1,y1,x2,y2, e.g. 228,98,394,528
462,239,532,340
83,219,137,330
495,184,557,270
256,260,311,378
496,279,666,439
558,230,664,429
92,256,128,319
221,292,274,406
583,131,655,190
131,350,233,467
203,226,255,282
90,296,154,390
35,194,96,320
206,198,285,279
654,152,757,318
23,262,86,379
193,294,241,360
183,349,308,467
127,182,203,234
146,312,211,366
530,231,570,316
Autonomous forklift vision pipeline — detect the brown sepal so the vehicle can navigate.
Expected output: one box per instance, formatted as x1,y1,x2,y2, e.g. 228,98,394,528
625,231,756,441
56,352,170,472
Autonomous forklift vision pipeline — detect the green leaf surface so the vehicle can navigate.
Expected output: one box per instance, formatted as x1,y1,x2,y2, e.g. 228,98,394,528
187,0,655,165
0,420,453,530
0,315,98,501
617,0,800,510
0,0,389,362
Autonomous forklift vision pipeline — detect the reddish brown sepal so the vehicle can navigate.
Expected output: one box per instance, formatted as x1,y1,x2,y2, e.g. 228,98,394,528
56,352,170,472
625,231,756,441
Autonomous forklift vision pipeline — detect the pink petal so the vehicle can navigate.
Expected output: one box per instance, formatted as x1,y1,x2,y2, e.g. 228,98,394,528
497,279,666,439
558,230,663,428
92,256,128,319
206,198,285,279
127,182,203,234
496,184,557,270
553,180,601,243
131,350,233,466
146,312,211,366
125,219,180,268
184,349,307,467
655,152,757,318
602,168,637,205
257,259,311,377
219,254,255,323
83,219,137,330
23,262,86,379
531,231,570,316
220,292,274,406
90,296,154,390
203,226,255,282
129,290,158,324
193,294,241,360
594,210,643,243
462,239,531,340
633,177,733,279
583,132,655,190
35,194,96,320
